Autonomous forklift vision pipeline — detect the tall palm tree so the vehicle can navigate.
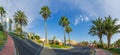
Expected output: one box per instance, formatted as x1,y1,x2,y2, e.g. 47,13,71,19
9,19,13,32
65,25,72,46
59,16,70,46
89,18,104,46
104,16,120,48
39,6,51,44
0,7,6,31
14,10,28,36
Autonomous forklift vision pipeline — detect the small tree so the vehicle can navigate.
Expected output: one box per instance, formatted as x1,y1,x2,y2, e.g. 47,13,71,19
52,36,56,45
34,35,40,40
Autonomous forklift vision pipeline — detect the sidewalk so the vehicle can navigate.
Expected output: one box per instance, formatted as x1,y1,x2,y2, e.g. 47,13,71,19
0,35,15,55
95,49,109,55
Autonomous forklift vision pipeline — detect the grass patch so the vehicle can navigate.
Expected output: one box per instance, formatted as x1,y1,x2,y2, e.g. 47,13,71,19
44,44,71,49
50,45,70,48
105,48,120,55
0,31,7,47
9,32,25,39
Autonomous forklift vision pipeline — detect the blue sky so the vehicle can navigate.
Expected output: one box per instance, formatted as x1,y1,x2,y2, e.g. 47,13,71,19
0,0,120,43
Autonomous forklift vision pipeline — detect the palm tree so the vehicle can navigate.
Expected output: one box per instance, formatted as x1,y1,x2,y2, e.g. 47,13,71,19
89,18,104,46
9,19,13,32
39,6,51,44
59,16,70,46
14,10,28,36
0,7,6,31
104,16,120,48
65,25,72,46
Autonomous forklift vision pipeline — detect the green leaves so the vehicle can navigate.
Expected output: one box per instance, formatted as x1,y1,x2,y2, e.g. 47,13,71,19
59,16,70,27
104,16,120,35
40,6,51,20
89,17,103,36
65,25,72,34
0,7,6,18
14,10,28,27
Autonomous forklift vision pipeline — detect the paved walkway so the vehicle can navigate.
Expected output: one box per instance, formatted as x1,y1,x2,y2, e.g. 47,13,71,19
0,35,15,55
95,49,109,55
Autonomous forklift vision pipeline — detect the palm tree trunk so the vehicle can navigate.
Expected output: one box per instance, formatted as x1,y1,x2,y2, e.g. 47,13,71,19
15,24,18,34
44,20,48,44
99,36,103,45
107,35,111,48
64,27,66,46
68,33,71,46
20,25,22,36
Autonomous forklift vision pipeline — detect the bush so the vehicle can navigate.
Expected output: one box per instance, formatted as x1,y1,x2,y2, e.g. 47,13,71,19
97,44,103,48
0,23,3,31
107,48,120,55
0,31,6,47
37,40,42,43
0,41,4,46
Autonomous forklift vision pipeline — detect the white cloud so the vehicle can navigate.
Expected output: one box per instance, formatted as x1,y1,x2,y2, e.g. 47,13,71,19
74,16,81,26
74,15,89,26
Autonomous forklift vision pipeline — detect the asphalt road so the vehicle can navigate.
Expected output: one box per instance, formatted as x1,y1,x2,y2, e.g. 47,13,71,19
10,34,43,55
10,34,94,55
40,46,94,55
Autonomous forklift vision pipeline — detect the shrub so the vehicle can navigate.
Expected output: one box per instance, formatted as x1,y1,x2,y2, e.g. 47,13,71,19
97,44,103,48
0,23,3,31
37,40,42,43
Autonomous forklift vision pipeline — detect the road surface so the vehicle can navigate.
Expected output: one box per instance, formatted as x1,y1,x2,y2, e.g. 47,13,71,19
10,34,94,55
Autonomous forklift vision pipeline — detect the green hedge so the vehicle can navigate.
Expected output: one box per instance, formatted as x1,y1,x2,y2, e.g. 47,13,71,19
107,48,120,55
0,31,7,50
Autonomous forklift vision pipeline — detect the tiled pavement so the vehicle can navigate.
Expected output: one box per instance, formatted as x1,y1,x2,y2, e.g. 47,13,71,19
0,35,15,55
95,49,109,55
